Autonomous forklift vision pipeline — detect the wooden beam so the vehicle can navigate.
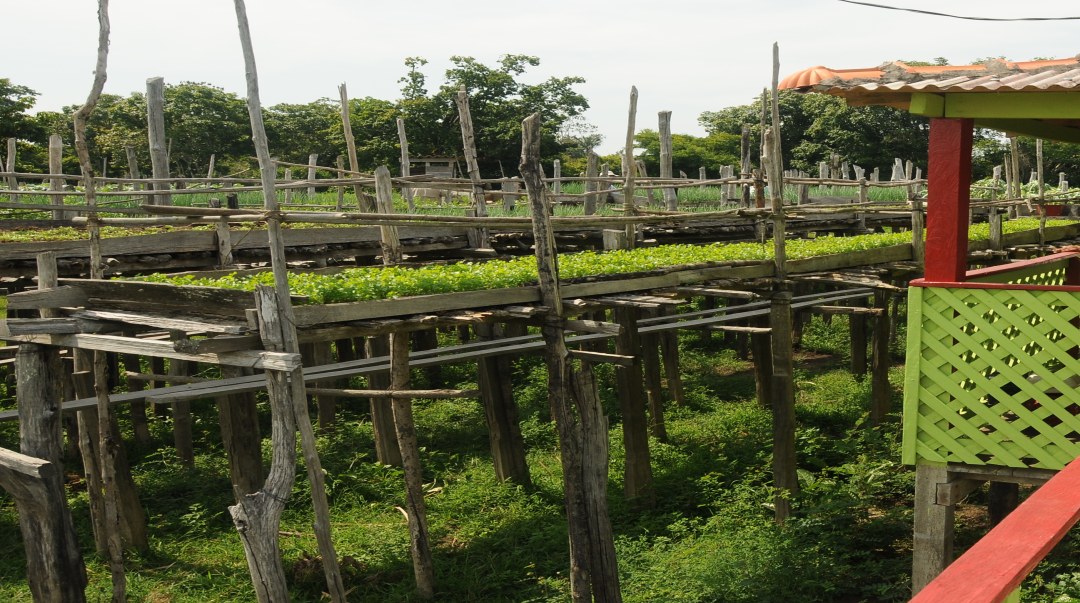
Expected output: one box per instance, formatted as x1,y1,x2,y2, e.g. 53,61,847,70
567,349,635,366
304,387,478,399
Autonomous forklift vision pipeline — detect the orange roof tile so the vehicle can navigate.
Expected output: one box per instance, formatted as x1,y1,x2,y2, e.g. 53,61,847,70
779,57,1080,92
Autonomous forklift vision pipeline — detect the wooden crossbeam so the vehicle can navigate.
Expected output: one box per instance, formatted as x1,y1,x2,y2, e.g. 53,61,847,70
305,388,479,399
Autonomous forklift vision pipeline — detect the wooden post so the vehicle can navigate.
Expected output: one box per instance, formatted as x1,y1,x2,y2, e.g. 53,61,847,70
871,290,891,424
501,179,518,213
521,112,621,602
374,165,403,264
335,155,345,211
912,464,954,594
750,317,773,408
168,331,195,466
207,153,216,179
301,342,336,433
209,198,235,267
146,77,171,206
769,290,798,524
584,151,599,215
365,336,402,466
233,285,298,603
474,322,532,484
658,305,685,407
123,143,140,192
553,158,562,197
397,118,415,212
306,153,318,200
389,331,436,598
850,301,868,377
925,119,974,281
50,135,69,220
13,343,89,603
71,369,107,555
1037,139,1046,246
613,306,655,508
231,5,347,598
5,137,16,195
623,86,639,248
659,110,678,210
988,482,1019,527
338,83,372,212
283,167,294,204
215,364,264,498
454,85,491,248
638,311,667,442
740,125,752,208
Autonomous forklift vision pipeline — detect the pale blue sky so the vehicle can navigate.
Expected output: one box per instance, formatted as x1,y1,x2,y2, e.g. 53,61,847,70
7,0,1078,154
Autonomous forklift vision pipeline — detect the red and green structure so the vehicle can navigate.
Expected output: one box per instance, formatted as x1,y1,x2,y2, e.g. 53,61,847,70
782,57,1080,602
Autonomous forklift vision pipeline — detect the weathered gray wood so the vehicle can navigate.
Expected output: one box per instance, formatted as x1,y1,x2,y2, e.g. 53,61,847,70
850,302,868,377
19,333,300,371
870,289,891,424
474,322,531,485
173,335,261,354
168,331,195,467
6,137,17,194
11,344,89,603
306,387,477,398
657,305,684,407
639,311,667,442
567,350,633,365
0,448,88,603
283,167,294,204
912,464,954,594
124,145,140,193
502,179,518,213
338,83,372,213
306,153,318,199
658,110,678,211
396,119,415,212
584,151,599,215
119,348,152,445
375,165,402,264
71,309,248,335
623,87,639,247
454,86,491,249
750,317,773,408
769,290,797,524
49,135,71,220
71,369,108,555
93,348,127,598
613,306,655,508
553,159,562,196
209,197,235,268
521,112,596,602
365,335,401,466
335,156,346,211
146,77,171,206
389,332,436,598
230,284,296,603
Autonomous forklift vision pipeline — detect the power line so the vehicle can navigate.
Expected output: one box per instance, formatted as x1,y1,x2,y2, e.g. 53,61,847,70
837,0,1080,21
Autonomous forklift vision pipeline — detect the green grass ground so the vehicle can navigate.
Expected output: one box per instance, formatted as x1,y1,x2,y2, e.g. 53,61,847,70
1,305,1079,602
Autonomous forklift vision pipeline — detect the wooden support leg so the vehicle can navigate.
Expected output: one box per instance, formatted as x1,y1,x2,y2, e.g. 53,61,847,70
61,355,81,461
11,343,88,602
149,356,167,417
72,372,108,555
411,328,441,388
871,290,892,424
389,332,436,599
850,303,868,378
638,310,668,442
168,331,195,467
474,323,531,485
913,464,955,594
365,336,402,466
988,481,1019,528
613,306,655,508
770,291,798,524
217,365,264,499
750,317,773,408
301,341,336,433
658,305,685,407
732,299,749,359
699,296,714,343
120,346,152,445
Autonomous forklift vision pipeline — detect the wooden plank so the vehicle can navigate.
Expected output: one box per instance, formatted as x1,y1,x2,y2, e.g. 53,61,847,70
566,350,635,366
16,333,300,371
304,388,478,399
57,278,266,311
936,477,985,506
173,335,262,354
70,309,250,334
6,286,88,310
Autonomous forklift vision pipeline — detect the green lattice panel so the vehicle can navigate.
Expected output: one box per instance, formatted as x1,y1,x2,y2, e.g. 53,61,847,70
903,284,1080,469
968,259,1069,286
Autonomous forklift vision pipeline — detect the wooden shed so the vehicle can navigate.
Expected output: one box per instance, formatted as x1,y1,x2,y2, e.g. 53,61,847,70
408,156,460,178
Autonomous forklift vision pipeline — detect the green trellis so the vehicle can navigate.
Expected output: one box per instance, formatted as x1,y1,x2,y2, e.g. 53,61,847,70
903,258,1080,469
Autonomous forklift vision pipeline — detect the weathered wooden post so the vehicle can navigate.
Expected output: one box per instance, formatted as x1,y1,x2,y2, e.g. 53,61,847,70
455,85,491,249
638,313,668,442
49,135,69,220
397,117,415,212
306,153,318,200
553,158,562,198
474,323,531,484
699,166,707,191
613,307,655,508
870,289,891,423
167,331,195,466
283,167,294,204
740,125,752,208
374,165,403,264
389,332,436,598
146,76,171,206
338,83,373,212
659,110,678,210
623,87,639,248
335,155,345,211
365,335,402,466
11,343,88,603
584,150,599,215
521,111,622,602
5,137,16,195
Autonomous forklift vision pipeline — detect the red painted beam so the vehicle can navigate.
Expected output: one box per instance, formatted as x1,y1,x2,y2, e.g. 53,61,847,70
925,118,975,283
910,456,1080,603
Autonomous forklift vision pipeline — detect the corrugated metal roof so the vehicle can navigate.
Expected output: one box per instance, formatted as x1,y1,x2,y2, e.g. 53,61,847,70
780,57,1080,94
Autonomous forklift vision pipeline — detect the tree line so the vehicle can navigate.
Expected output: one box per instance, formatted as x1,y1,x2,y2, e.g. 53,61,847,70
2,55,1076,185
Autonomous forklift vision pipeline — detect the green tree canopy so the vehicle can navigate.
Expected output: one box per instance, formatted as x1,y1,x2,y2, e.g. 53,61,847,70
633,130,741,178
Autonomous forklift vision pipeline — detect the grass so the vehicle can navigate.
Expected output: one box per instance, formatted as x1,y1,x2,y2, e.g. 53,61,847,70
5,302,1078,602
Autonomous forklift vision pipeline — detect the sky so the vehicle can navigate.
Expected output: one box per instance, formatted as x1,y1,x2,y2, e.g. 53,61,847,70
6,0,1079,155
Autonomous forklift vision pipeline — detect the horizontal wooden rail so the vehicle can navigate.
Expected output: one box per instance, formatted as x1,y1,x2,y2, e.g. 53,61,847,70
911,456,1080,603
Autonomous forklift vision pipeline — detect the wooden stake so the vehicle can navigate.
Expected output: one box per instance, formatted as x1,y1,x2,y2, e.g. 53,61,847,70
396,118,415,212
146,77,171,206
474,322,531,484
209,197,235,267
335,155,345,211
584,151,599,215
306,153,318,199
740,125,752,208
168,330,195,466
375,165,402,264
870,289,891,424
389,331,436,598
657,305,685,407
769,290,798,524
639,310,667,442
338,83,372,212
5,137,16,194
850,302,868,377
454,85,490,248
365,336,402,466
613,306,655,508
750,316,773,408
623,87,639,248
50,135,69,220
657,111,677,210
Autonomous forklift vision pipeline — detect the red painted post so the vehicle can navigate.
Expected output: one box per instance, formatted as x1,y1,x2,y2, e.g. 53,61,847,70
924,118,975,283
